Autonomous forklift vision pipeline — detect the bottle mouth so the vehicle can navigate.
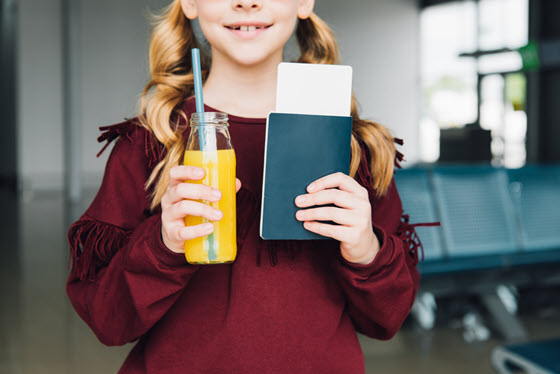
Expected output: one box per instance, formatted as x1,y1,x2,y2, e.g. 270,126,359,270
190,112,229,126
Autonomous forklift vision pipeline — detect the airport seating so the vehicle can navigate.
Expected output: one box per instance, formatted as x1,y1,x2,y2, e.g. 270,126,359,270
395,164,560,341
492,338,560,374
506,165,560,265
395,164,560,276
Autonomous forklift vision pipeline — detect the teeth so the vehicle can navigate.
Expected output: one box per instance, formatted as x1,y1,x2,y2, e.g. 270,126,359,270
230,25,261,31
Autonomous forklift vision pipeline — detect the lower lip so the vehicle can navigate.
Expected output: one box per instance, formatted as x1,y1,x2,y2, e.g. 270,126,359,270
226,26,271,40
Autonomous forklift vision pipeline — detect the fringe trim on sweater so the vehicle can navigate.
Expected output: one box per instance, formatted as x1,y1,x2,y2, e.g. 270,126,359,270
97,121,136,157
256,239,297,267
394,138,405,169
396,214,440,265
97,120,166,167
68,217,131,281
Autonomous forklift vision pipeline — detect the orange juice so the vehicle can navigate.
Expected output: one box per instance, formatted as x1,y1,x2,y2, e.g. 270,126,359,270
183,149,237,264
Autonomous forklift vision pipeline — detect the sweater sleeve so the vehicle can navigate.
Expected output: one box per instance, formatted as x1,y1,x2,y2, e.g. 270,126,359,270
66,122,200,346
331,147,420,341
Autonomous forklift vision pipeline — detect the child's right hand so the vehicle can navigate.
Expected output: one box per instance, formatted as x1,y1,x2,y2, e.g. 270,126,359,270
161,165,241,254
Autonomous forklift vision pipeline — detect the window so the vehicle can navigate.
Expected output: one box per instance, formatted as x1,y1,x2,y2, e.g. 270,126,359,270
420,0,529,167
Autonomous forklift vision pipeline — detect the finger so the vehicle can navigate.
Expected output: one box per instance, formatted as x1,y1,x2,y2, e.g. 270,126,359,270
164,182,222,207
295,189,360,209
165,222,187,243
236,178,242,193
166,200,223,221
296,207,358,226
179,222,215,241
302,221,349,242
168,165,206,189
307,172,367,197
162,219,185,243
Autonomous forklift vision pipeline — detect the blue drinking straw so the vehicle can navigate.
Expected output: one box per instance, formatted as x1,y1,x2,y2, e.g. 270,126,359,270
191,48,217,261
191,48,206,150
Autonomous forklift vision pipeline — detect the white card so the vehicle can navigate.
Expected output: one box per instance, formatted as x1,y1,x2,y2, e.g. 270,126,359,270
275,62,353,117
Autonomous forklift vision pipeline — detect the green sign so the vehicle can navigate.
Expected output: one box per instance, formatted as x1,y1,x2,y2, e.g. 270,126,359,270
518,41,540,71
505,73,526,111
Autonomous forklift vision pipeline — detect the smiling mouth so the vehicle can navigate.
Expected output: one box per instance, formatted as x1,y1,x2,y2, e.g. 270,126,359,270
225,25,272,32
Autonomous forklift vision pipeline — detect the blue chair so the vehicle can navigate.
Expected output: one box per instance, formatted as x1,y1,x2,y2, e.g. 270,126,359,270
505,165,560,266
507,165,560,252
492,338,560,374
431,166,521,262
395,168,444,262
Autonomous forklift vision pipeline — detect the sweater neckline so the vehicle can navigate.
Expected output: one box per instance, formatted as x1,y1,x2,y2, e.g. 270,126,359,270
183,97,267,125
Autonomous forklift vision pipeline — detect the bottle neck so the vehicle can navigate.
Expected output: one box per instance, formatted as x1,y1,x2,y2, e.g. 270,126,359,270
187,118,233,151
190,112,229,127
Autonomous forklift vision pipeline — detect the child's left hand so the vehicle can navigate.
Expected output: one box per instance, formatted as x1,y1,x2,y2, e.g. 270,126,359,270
295,172,380,265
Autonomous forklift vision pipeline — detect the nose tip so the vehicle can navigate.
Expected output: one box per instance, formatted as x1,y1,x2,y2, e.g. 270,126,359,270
233,0,262,10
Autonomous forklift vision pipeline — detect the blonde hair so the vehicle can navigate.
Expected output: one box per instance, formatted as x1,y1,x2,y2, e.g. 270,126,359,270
139,1,396,211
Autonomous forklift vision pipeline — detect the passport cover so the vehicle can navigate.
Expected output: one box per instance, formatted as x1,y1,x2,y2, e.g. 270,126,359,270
260,112,353,240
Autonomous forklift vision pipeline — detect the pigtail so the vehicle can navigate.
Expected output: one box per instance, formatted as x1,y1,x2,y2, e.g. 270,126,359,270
296,13,340,65
296,13,397,196
138,1,208,210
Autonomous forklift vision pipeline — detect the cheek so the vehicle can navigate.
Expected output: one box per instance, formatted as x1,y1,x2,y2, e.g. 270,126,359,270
196,13,224,44
197,21,216,42
195,2,224,30
272,11,299,44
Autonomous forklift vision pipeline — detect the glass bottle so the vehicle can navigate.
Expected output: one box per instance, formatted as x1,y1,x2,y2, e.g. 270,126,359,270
183,112,237,264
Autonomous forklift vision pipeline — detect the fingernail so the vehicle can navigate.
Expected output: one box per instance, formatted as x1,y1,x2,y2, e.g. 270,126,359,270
295,196,305,205
195,168,205,177
204,223,214,233
307,184,315,192
296,210,303,220
212,189,222,199
212,210,223,220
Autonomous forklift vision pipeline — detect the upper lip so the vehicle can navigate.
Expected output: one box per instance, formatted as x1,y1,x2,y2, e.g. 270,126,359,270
224,21,272,29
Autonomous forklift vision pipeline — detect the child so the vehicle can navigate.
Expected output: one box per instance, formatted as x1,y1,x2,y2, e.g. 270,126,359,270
67,0,424,372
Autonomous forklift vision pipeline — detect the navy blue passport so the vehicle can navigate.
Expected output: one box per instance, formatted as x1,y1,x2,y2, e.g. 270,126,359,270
260,112,353,240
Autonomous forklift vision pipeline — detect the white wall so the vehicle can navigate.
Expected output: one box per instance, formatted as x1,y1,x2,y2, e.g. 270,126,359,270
79,0,167,188
18,0,64,190
17,0,166,191
17,0,419,192
315,0,420,164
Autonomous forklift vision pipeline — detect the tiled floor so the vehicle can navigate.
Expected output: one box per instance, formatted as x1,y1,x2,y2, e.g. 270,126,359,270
1,188,559,374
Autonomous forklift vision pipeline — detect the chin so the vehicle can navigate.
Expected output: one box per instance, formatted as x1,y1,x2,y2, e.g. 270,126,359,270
234,54,275,67
219,46,280,67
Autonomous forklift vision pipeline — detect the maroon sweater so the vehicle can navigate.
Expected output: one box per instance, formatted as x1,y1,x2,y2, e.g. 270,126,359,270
67,98,421,374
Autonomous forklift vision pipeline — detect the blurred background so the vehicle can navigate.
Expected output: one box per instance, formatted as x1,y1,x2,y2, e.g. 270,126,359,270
1,0,559,373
